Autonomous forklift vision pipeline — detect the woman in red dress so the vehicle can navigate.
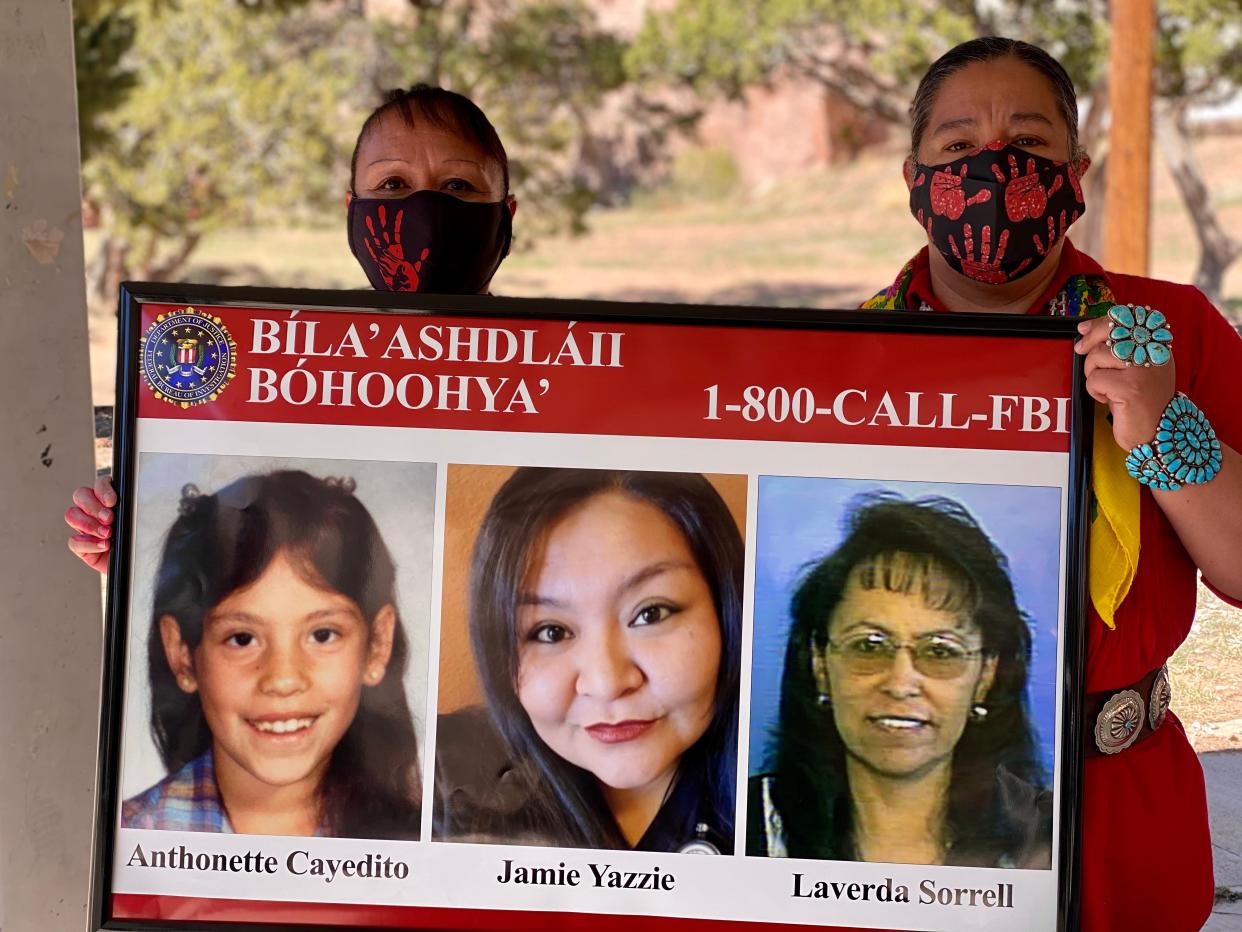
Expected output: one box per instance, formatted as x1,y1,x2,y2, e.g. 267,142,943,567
862,36,1242,931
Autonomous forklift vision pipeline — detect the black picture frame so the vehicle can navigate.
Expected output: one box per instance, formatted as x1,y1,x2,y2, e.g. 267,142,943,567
92,281,1091,932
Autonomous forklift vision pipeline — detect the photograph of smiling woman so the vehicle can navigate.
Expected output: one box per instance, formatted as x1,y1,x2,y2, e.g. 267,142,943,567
124,470,422,840
751,493,1050,868
452,468,743,853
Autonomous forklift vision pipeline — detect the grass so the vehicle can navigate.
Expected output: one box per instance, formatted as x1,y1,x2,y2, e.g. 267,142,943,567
1171,584,1242,752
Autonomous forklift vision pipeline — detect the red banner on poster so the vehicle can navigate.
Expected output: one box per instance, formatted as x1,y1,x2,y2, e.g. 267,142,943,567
137,303,1073,453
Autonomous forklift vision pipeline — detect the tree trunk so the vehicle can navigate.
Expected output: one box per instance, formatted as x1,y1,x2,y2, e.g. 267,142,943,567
142,232,203,283
1076,79,1109,260
1155,105,1241,306
86,234,131,306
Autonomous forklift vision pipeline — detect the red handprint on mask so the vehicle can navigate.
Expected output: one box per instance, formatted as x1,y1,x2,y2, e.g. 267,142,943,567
1033,209,1080,256
949,223,1031,284
1068,163,1084,204
363,205,430,292
930,164,992,220
992,153,1064,222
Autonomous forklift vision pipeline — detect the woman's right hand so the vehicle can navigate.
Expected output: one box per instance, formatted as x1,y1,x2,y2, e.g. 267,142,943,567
66,474,117,573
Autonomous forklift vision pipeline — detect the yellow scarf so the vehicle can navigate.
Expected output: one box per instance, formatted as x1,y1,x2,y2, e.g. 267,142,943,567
862,264,1139,627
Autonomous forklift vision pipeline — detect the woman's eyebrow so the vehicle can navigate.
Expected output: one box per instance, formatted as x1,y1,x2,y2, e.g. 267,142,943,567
1010,111,1054,127
442,157,482,168
932,115,976,134
617,560,694,596
518,592,568,609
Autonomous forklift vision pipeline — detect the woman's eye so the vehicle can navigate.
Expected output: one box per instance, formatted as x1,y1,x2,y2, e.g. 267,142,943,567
310,627,340,645
378,176,408,192
631,603,675,627
529,623,570,644
225,632,255,648
851,635,888,654
944,140,972,152
1012,136,1045,148
922,638,968,660
442,178,476,194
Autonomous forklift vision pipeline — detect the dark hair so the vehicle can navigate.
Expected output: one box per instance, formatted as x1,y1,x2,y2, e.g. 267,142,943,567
349,84,510,196
147,469,421,839
465,468,743,850
909,37,1082,162
767,493,1041,863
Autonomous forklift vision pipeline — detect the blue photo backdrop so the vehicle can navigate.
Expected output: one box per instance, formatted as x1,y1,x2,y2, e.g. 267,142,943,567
748,476,1063,779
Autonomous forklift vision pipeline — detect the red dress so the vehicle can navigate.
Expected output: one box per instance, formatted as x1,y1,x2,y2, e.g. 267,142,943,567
875,241,1242,932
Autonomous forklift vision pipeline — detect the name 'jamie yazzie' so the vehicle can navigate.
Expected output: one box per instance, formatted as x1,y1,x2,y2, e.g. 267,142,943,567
497,858,675,891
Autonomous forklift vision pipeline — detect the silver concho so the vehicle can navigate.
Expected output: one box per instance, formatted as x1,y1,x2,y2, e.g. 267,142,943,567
1149,666,1171,731
1094,689,1145,755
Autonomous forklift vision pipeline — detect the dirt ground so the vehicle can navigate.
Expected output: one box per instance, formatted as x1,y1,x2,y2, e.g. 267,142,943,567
1175,584,1242,753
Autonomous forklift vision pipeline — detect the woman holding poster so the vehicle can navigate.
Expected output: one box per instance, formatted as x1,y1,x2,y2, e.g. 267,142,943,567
122,469,423,840
65,83,516,568
749,493,1051,869
437,467,743,854
860,37,1242,931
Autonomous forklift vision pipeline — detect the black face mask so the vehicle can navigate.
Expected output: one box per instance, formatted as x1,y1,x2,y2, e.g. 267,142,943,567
347,190,512,294
908,141,1085,284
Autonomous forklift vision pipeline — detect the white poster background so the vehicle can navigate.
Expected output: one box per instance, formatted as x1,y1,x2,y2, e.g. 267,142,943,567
110,416,1072,932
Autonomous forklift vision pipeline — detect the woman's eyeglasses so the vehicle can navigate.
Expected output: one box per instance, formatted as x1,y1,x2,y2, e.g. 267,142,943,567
826,632,984,679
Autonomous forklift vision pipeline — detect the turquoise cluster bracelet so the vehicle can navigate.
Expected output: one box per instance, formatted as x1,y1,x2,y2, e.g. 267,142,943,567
1125,393,1222,491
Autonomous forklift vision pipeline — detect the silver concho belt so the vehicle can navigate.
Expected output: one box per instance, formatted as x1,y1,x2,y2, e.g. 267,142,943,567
1091,666,1171,756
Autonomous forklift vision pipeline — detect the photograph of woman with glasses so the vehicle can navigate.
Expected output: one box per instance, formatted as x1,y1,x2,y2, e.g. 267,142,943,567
747,483,1056,869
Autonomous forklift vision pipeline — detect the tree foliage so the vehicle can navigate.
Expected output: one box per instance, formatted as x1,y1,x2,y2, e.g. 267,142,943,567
78,0,358,291
75,0,632,292
629,0,1238,301
367,0,628,240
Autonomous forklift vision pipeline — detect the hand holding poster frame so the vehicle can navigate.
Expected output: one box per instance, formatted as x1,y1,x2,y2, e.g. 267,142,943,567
92,283,1090,932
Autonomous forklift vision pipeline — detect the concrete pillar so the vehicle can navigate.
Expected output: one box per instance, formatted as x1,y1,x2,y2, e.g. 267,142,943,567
0,2,104,930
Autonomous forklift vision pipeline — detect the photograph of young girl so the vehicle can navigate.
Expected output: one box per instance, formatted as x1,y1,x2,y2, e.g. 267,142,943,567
433,465,745,854
747,478,1061,870
118,453,435,840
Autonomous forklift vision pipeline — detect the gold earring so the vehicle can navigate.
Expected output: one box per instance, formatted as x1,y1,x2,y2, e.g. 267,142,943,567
179,675,194,690
367,669,381,683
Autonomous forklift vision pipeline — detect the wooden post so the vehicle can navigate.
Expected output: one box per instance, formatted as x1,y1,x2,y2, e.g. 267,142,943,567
1103,0,1156,274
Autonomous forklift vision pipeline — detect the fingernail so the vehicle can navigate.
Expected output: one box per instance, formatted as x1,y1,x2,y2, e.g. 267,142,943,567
1077,321,1090,333
101,526,111,538
101,509,113,523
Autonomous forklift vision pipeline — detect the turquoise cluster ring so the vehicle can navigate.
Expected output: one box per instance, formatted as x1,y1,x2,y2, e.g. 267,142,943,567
1125,393,1222,490
1106,304,1172,367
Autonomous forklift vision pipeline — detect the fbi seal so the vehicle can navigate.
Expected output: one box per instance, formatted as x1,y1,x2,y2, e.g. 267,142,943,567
140,308,237,409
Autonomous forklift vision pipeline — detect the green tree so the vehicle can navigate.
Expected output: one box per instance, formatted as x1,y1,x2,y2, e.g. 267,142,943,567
1154,0,1242,302
79,0,360,299
368,0,628,241
629,0,1239,304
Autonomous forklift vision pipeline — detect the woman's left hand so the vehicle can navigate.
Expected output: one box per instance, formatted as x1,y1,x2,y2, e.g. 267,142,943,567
1074,315,1176,451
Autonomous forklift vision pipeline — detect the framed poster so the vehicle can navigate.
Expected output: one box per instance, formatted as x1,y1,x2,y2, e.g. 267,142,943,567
92,283,1090,932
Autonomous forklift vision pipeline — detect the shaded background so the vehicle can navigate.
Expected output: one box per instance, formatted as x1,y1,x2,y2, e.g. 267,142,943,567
119,452,437,801
437,465,748,715
748,476,1064,780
